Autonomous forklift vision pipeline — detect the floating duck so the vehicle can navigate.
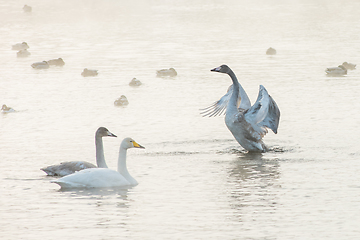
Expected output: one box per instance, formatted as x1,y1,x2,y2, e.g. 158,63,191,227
47,58,65,66
81,68,98,77
342,62,356,70
23,5,32,12
31,61,49,69
156,68,177,77
266,47,276,55
1,104,15,113
12,42,29,51
114,95,129,106
16,49,31,58
129,78,142,86
325,65,347,75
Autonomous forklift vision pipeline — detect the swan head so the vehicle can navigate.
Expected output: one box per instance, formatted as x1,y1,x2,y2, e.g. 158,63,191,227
96,127,117,138
121,137,145,150
211,65,230,74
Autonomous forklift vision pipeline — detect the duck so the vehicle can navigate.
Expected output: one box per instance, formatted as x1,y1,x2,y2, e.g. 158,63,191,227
41,127,117,177
23,5,32,12
266,47,276,55
129,77,142,86
31,61,49,69
325,65,347,75
12,42,29,51
156,67,177,77
51,138,145,189
16,49,31,58
81,68,98,77
47,58,65,66
114,95,129,106
201,65,280,152
1,104,15,113
342,62,356,70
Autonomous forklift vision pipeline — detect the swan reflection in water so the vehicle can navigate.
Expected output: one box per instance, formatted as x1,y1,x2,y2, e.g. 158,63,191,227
225,151,281,220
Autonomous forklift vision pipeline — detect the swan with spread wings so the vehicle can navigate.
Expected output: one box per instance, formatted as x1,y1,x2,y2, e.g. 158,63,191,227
201,65,280,152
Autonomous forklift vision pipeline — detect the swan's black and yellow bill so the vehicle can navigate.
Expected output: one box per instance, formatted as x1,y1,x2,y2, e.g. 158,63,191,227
133,141,145,149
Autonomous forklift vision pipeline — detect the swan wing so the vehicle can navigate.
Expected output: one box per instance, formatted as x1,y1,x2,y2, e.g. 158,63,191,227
51,168,131,189
201,84,251,117
41,161,97,176
244,85,280,135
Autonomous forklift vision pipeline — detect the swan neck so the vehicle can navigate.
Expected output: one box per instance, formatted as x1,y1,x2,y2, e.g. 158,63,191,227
118,147,129,176
95,136,108,168
227,70,241,111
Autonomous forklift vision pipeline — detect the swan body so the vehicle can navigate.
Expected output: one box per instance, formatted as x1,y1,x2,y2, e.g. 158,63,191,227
41,127,117,176
51,138,145,189
17,49,31,57
266,47,276,55
342,62,356,70
325,65,347,75
31,61,49,69
23,5,32,12
114,95,129,106
156,68,177,77
47,58,65,66
202,65,280,152
81,68,98,77
1,104,15,113
129,78,142,86
12,42,29,50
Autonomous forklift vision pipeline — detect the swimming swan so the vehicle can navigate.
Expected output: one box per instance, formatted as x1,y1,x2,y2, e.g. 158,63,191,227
201,65,280,152
51,138,145,189
41,127,117,176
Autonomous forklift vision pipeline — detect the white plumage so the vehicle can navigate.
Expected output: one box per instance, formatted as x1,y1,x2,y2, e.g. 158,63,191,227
51,138,145,189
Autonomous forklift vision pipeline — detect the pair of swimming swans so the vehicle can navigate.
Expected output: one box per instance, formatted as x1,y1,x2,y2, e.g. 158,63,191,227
43,127,144,189
202,65,280,152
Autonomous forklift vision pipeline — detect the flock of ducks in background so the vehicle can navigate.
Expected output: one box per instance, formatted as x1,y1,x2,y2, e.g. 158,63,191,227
5,5,356,189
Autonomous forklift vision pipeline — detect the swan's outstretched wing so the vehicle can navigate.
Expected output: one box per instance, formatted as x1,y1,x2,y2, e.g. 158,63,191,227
244,85,280,135
200,84,251,117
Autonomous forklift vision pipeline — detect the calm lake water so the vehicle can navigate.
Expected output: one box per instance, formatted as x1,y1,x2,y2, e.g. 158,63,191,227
1,0,360,239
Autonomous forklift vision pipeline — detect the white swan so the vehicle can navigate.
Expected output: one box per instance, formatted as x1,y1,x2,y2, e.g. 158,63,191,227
201,65,280,152
325,65,347,75
12,42,29,50
41,127,117,176
51,138,144,189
